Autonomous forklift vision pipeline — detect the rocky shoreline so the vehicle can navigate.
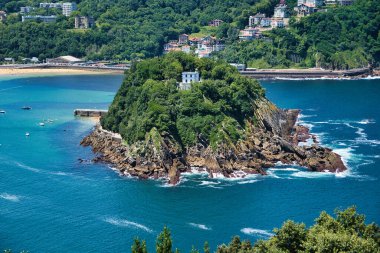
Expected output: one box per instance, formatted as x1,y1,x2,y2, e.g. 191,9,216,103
80,98,347,185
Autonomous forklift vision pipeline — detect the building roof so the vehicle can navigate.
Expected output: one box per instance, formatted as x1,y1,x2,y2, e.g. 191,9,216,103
59,56,83,62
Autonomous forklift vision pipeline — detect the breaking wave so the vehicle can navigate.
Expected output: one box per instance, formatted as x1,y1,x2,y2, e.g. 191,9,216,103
188,223,212,230
0,193,22,202
104,217,153,233
240,228,274,237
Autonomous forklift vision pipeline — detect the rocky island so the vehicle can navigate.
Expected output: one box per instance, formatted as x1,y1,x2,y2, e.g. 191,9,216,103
81,53,346,185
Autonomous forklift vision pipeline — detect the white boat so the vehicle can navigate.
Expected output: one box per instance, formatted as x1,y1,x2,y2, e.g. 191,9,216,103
0,110,5,114
25,132,30,137
39,122,45,126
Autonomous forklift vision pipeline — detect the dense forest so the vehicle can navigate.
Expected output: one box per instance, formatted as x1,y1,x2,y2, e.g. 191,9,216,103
0,0,379,69
101,52,264,149
0,0,280,60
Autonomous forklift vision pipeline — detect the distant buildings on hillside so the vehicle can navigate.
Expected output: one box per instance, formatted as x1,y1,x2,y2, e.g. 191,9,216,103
22,15,57,23
19,2,77,18
164,34,225,58
242,0,290,41
40,2,62,8
62,2,77,17
0,11,6,22
20,6,35,14
75,16,94,29
294,0,355,16
297,0,323,7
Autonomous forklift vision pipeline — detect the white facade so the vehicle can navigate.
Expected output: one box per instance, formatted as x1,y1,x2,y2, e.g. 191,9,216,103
20,6,34,13
298,0,323,7
62,2,77,17
274,4,289,18
182,72,200,84
260,18,271,27
39,3,62,8
22,15,57,22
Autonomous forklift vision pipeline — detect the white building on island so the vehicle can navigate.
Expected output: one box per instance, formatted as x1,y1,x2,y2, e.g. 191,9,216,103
179,71,200,90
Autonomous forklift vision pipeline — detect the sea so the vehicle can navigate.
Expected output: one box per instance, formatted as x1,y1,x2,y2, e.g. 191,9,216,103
0,74,379,252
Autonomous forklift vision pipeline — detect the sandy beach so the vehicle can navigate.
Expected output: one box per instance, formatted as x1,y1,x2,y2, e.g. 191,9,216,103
0,68,123,76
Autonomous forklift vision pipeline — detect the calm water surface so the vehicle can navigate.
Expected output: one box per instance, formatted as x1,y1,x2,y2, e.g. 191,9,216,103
0,75,379,252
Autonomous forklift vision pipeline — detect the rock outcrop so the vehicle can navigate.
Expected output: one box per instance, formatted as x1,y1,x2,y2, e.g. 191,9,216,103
81,98,347,185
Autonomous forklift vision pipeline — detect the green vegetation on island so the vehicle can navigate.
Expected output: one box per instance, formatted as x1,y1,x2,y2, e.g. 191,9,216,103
1,0,379,69
101,52,264,149
132,207,380,253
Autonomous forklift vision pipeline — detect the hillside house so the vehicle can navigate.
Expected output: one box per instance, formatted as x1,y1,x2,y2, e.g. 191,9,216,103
0,11,6,22
297,0,323,7
74,16,95,29
274,1,289,18
20,6,34,13
249,13,266,27
294,4,317,17
271,18,286,28
179,71,200,90
208,19,223,27
260,18,272,27
178,34,189,45
239,27,261,41
62,2,77,17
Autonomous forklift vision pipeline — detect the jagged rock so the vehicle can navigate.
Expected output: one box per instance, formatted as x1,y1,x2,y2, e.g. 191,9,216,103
81,98,347,185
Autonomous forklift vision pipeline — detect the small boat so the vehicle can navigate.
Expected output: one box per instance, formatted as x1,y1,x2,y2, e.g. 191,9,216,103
0,110,5,114
39,122,45,126
21,106,32,110
25,132,30,137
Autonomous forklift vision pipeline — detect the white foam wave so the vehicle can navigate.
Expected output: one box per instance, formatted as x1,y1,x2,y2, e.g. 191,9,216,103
210,171,259,181
268,168,299,172
181,167,209,176
104,217,153,233
199,181,220,186
240,228,274,237
188,223,212,230
362,76,380,80
15,162,41,173
237,179,258,184
291,171,333,178
333,147,354,165
0,193,21,202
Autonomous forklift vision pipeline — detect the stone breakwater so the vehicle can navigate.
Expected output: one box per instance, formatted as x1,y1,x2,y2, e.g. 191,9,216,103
81,99,346,185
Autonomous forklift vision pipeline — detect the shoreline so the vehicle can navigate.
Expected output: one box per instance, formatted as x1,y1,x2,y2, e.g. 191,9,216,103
0,67,123,77
1,66,378,80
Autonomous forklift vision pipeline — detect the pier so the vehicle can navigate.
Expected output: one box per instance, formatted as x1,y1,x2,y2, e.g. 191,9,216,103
74,109,108,117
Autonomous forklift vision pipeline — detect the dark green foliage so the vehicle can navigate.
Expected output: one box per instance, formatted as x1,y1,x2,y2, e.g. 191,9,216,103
216,207,380,253
101,52,264,149
132,238,148,253
156,227,173,253
218,0,380,69
0,0,275,61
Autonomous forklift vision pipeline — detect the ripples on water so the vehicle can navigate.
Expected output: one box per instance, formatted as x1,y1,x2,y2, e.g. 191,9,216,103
0,76,379,252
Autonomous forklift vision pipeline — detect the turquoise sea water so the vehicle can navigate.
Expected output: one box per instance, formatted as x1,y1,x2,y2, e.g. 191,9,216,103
0,75,379,252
